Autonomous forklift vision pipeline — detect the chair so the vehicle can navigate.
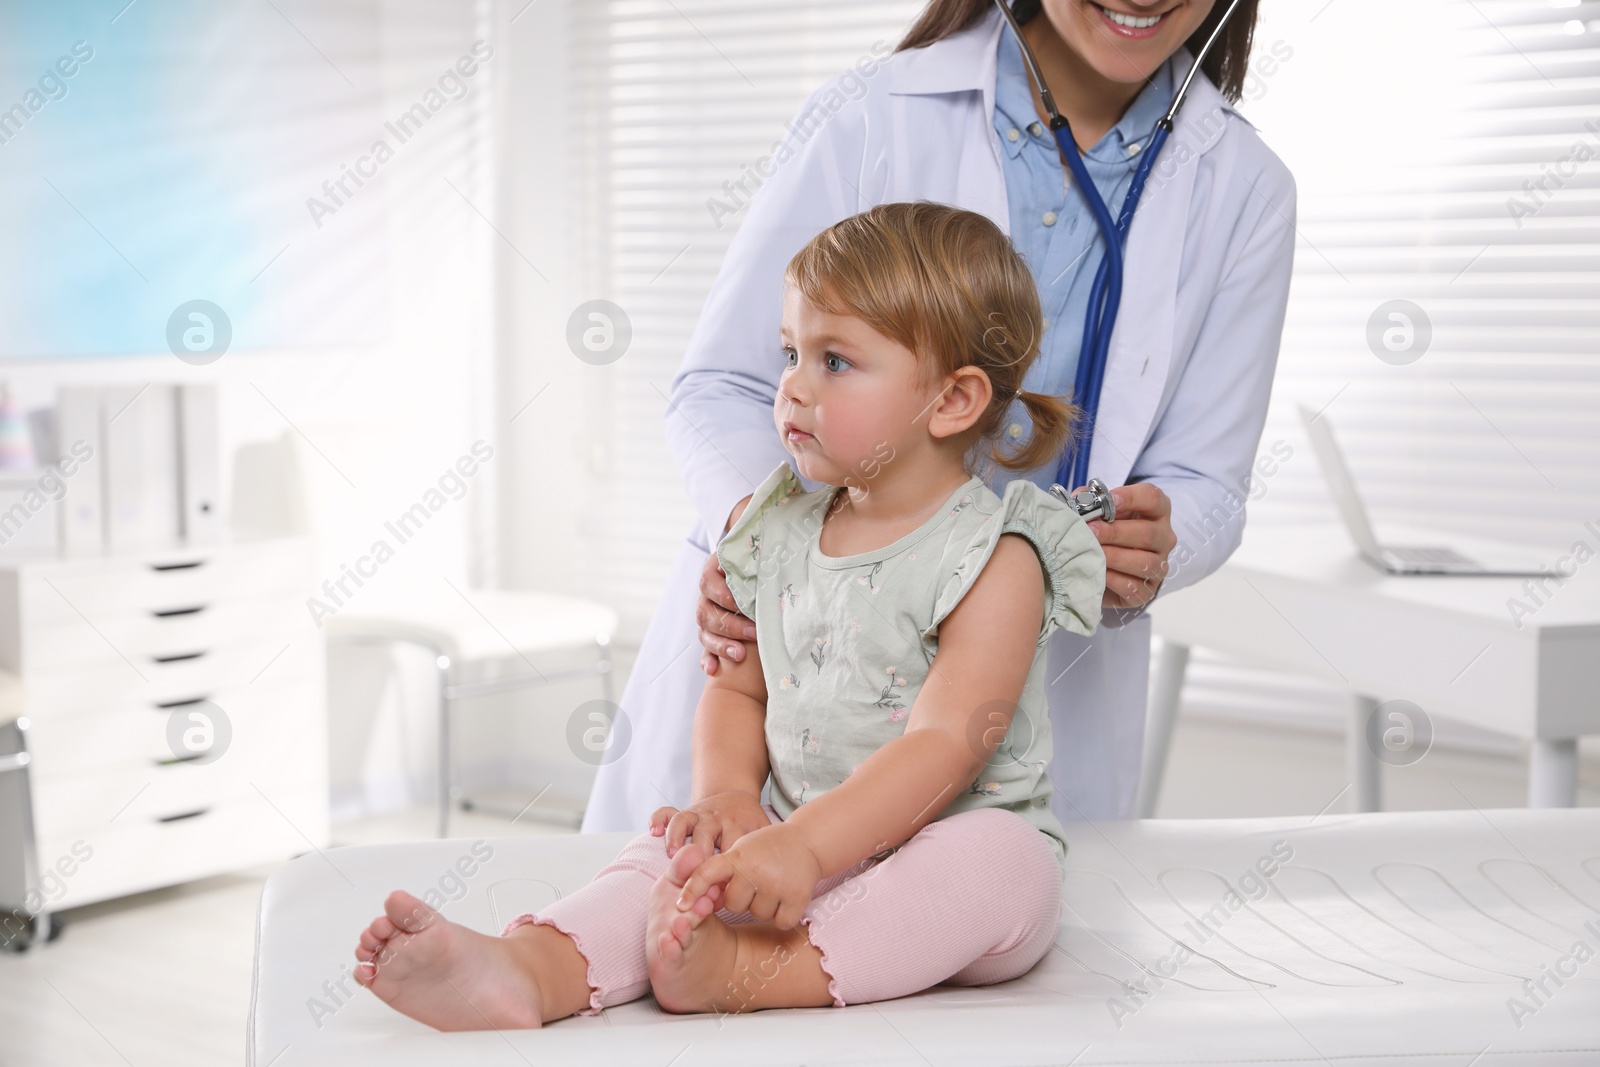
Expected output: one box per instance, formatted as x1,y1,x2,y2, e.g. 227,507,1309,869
231,428,618,837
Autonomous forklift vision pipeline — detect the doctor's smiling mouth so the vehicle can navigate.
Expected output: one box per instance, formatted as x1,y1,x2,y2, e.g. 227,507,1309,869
1028,0,1217,81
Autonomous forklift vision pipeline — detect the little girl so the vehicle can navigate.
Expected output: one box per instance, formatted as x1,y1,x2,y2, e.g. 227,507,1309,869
351,201,1105,1029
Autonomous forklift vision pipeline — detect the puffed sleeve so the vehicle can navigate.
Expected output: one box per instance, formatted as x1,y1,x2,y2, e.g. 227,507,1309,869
922,480,1105,651
712,462,806,619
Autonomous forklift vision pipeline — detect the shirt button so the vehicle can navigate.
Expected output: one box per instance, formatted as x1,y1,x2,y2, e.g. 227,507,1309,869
1027,121,1043,137
1128,142,1142,155
1042,210,1058,226
1041,316,1049,330
1007,422,1024,439
1007,127,1021,142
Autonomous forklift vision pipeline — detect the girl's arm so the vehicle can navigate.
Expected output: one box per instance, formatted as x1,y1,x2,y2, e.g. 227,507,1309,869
690,628,770,802
783,534,1046,879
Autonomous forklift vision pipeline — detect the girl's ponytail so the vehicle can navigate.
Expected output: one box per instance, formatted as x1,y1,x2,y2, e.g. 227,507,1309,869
982,388,1081,476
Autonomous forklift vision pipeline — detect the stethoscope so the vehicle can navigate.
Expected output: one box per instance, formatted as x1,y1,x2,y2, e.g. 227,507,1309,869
993,0,1245,525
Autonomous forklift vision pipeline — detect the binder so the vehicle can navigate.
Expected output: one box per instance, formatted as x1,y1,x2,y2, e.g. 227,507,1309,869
176,384,221,543
55,387,105,554
104,384,179,551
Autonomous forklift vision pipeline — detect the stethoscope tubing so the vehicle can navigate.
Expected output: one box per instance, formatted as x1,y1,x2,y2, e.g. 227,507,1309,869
1062,120,1170,490
1051,118,1124,491
992,0,1244,493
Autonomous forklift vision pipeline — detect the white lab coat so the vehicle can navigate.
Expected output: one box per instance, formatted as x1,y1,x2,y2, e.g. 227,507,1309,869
581,6,1296,832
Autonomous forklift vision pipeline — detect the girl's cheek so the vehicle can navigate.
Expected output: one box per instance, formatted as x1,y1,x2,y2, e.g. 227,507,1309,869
831,415,876,452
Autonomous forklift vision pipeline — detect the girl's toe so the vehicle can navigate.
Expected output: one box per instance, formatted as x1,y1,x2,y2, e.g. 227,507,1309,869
656,930,680,963
383,889,434,932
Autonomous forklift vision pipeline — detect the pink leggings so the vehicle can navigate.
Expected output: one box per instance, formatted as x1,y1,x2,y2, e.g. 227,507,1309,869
501,803,1062,1014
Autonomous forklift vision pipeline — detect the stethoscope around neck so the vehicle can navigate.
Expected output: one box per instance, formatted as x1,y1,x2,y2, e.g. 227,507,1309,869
993,0,1245,525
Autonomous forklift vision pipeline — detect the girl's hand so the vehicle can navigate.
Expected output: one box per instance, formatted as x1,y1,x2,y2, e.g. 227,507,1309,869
698,494,756,676
675,822,822,931
649,791,770,858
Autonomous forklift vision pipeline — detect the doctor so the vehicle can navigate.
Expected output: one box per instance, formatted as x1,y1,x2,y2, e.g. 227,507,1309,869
583,0,1295,831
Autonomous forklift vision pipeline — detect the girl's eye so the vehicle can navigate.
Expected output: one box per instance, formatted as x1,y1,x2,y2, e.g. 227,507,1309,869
780,346,850,372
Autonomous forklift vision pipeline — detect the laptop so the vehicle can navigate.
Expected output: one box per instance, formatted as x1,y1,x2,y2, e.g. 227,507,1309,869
1297,404,1552,576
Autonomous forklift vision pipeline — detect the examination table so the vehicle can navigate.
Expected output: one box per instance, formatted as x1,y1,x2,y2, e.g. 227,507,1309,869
250,809,1600,1065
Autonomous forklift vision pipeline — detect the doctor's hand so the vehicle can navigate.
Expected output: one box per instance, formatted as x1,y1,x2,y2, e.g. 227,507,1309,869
650,790,770,859
1088,482,1175,610
675,822,822,931
698,493,756,677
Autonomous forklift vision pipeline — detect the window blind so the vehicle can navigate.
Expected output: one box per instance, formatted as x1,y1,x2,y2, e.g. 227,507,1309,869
1184,0,1600,735
568,0,925,639
1242,0,1600,543
0,0,496,359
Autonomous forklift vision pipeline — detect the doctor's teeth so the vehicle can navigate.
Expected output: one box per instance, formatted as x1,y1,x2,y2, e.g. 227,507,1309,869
1097,4,1164,28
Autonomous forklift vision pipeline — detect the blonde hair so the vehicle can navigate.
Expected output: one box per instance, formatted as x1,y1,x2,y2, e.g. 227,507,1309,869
784,200,1079,475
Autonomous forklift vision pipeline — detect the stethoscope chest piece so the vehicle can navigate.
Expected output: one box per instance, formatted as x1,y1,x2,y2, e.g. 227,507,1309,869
1049,477,1115,523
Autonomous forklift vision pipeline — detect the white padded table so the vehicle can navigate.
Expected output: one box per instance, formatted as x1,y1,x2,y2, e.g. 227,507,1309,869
250,810,1600,1065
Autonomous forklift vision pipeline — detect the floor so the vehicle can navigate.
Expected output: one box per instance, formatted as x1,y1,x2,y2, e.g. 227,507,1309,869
3,714,1595,1067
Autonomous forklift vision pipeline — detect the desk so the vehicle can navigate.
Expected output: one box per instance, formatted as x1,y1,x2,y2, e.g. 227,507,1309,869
1139,523,1600,816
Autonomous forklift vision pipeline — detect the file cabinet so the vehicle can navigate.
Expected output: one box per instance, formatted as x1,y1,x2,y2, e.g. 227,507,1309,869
0,537,327,909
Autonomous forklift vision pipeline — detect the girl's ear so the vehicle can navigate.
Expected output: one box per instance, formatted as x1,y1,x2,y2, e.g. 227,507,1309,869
927,366,994,441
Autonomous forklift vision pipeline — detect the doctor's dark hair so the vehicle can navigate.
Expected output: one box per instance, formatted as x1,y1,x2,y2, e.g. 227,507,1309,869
784,201,1079,475
897,0,1261,106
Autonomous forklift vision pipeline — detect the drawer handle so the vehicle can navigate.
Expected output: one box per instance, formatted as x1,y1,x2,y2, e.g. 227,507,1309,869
156,808,210,824
152,605,207,618
150,560,206,572
152,651,205,664
156,753,206,767
155,695,212,709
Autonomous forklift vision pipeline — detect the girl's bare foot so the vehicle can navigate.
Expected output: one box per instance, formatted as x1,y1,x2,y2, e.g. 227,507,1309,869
646,842,742,1013
353,890,544,1031
645,842,835,1013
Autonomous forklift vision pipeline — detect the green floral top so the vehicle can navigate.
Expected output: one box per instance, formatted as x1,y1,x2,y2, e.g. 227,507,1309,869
714,462,1105,881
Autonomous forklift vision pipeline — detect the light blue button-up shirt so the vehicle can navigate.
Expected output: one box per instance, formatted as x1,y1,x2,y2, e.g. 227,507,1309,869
993,19,1175,490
